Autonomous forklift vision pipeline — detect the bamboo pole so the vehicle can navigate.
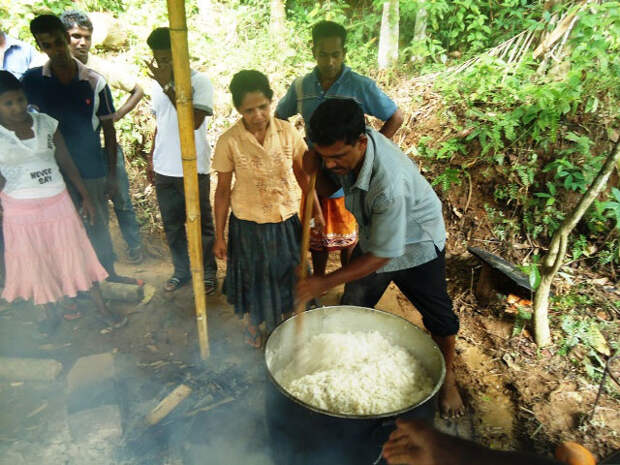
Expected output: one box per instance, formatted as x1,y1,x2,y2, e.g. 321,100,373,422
166,0,209,359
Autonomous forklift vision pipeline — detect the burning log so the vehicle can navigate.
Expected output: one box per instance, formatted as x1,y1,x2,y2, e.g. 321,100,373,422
145,383,192,426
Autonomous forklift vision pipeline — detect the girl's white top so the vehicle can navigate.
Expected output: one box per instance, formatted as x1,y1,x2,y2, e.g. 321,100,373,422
0,112,65,199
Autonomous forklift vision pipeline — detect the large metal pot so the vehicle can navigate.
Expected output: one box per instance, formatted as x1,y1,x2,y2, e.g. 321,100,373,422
264,305,445,465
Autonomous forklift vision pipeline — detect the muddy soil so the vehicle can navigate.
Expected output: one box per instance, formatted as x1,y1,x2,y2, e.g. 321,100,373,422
0,221,618,464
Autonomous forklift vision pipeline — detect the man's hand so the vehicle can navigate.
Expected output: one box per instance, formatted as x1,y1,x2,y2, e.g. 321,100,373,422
313,209,326,233
144,58,172,89
302,148,321,175
106,174,118,198
213,238,227,260
296,275,330,304
80,196,96,226
382,419,442,465
146,162,155,185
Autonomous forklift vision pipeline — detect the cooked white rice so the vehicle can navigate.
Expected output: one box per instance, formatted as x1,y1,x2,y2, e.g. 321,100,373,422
275,331,434,415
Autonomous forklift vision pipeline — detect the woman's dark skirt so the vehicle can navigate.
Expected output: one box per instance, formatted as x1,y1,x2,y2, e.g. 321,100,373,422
223,214,301,331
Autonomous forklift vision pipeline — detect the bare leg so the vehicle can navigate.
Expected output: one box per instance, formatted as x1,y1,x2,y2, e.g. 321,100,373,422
431,334,465,418
243,313,263,349
311,249,329,276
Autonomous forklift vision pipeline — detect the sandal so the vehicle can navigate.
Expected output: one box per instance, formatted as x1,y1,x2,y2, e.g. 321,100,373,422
244,326,263,349
163,276,187,292
204,277,217,296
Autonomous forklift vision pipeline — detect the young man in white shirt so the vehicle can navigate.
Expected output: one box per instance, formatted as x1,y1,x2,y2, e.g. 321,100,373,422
145,27,217,294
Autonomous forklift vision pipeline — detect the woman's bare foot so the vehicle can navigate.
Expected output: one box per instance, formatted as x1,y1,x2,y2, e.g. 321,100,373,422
244,325,263,349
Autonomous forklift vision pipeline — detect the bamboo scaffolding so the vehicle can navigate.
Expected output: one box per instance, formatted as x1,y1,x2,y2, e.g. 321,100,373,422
166,0,209,359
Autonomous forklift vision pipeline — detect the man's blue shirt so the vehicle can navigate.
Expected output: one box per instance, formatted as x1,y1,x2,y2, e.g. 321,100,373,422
276,65,397,126
328,128,446,273
21,58,115,179
1,34,39,79
276,65,398,199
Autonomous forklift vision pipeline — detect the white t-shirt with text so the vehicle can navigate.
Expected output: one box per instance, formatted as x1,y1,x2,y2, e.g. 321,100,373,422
0,112,65,199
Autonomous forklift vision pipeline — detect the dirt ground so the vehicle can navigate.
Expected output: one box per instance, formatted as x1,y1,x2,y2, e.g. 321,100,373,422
0,217,618,464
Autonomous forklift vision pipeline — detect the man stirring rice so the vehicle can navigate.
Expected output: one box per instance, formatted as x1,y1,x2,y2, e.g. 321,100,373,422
296,98,464,418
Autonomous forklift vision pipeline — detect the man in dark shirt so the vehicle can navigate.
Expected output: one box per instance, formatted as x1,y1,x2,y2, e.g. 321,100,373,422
21,15,134,284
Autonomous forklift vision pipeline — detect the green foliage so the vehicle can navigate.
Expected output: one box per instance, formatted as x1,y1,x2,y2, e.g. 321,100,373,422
401,0,544,62
421,2,620,268
557,312,612,382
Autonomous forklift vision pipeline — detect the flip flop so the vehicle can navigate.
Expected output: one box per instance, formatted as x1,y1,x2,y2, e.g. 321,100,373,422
164,277,187,292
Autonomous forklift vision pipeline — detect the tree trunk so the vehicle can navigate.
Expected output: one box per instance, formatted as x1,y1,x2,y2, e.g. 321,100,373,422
378,0,399,69
410,2,427,63
533,140,620,346
270,0,287,38
414,3,427,42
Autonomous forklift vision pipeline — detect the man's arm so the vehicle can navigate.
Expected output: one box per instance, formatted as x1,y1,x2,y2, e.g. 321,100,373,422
145,127,157,184
302,149,340,197
379,108,404,139
53,131,96,224
297,252,390,302
101,119,118,193
383,419,561,465
113,84,144,122
274,78,299,120
296,191,406,302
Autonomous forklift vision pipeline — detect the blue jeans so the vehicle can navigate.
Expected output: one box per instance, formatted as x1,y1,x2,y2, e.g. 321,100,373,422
109,147,142,251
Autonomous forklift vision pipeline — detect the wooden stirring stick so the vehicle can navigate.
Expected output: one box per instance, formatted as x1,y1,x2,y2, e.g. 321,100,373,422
295,172,318,336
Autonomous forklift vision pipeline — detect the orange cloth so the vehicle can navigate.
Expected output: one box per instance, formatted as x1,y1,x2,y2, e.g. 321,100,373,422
310,196,358,251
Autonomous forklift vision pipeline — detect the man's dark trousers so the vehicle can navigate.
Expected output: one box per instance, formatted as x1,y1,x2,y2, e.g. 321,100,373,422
154,173,217,282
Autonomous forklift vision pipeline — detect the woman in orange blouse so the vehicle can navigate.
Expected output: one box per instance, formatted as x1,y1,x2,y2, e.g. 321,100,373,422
212,70,321,348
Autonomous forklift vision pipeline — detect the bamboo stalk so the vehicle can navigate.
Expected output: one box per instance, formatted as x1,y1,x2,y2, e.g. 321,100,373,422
166,0,209,359
294,172,317,335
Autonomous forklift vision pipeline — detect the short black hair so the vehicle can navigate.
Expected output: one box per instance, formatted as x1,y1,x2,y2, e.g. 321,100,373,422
147,27,171,50
309,98,365,146
312,20,346,48
60,10,93,32
0,70,22,96
229,70,273,109
30,14,66,39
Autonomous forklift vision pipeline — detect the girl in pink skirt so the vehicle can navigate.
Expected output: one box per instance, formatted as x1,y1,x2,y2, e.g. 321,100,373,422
0,71,127,333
